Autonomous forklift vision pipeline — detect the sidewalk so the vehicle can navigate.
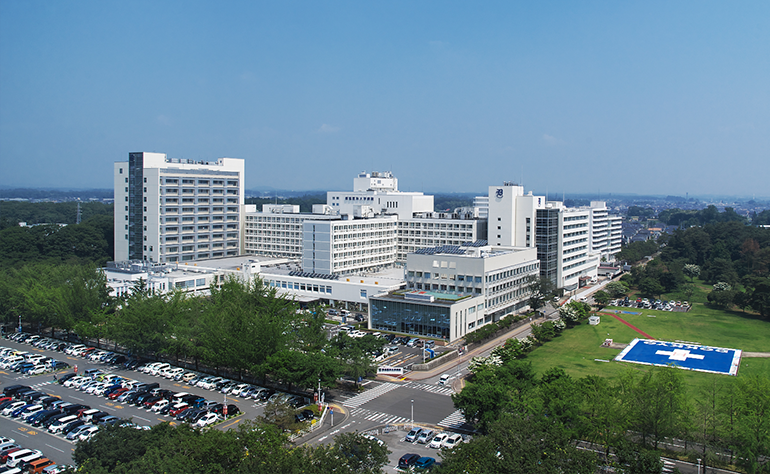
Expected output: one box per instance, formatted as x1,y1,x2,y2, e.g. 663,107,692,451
401,314,548,382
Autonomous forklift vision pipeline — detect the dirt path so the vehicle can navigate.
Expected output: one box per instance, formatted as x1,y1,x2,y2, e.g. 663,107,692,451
743,352,770,358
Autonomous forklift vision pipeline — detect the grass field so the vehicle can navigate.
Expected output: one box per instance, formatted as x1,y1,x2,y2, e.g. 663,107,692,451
524,299,770,394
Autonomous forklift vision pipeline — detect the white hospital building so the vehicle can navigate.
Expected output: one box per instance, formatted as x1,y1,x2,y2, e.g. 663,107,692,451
114,152,245,264
484,183,619,290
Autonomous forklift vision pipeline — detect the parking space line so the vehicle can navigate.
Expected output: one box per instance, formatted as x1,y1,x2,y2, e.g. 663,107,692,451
46,444,65,453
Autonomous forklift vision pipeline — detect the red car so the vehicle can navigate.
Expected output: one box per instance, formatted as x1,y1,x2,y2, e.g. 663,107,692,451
108,388,129,400
1,447,23,464
169,404,190,416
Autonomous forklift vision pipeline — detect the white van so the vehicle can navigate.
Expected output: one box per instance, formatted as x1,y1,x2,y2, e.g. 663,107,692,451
48,415,78,433
7,449,40,468
439,374,451,385
80,409,100,420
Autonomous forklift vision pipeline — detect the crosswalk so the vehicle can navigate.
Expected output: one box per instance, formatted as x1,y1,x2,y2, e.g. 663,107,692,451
343,382,399,408
403,381,453,396
348,407,410,425
437,409,467,429
30,380,55,390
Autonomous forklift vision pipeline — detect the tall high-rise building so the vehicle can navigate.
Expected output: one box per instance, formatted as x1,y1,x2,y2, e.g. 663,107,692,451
486,182,603,290
114,152,245,263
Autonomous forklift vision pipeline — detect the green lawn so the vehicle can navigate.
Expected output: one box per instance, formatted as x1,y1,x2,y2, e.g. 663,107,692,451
524,301,770,394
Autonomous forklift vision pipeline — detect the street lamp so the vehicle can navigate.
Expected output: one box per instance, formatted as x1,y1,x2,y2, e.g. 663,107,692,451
697,458,701,474
411,399,414,429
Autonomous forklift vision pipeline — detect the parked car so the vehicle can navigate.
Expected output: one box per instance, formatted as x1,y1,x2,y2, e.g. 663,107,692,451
413,456,436,470
398,453,421,469
429,433,447,449
442,433,463,449
416,429,434,444
405,427,423,442
194,412,220,427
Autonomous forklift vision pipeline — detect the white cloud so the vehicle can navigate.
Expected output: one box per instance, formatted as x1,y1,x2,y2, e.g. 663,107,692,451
317,123,341,133
542,133,563,145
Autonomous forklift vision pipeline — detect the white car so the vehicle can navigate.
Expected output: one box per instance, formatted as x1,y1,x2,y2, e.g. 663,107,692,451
165,367,184,379
79,426,99,441
149,363,170,376
2,401,26,416
29,364,49,375
442,433,463,449
21,405,44,420
229,383,250,396
64,376,86,388
429,433,447,449
194,413,220,427
151,399,170,413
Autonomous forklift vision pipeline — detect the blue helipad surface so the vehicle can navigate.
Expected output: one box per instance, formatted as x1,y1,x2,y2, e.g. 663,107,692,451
615,338,742,375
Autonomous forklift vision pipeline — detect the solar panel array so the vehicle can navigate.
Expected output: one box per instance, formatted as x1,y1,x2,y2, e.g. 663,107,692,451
415,245,466,255
288,271,339,280
414,240,489,255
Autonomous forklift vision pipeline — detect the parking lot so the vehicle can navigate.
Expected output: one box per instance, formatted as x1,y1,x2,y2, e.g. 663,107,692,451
2,326,463,470
1,336,277,467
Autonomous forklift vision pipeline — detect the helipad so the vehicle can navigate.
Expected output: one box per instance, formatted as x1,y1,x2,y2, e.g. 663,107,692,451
615,338,742,375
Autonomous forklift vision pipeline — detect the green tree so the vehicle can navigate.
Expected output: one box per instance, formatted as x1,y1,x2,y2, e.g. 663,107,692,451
527,275,556,315
452,360,537,433
436,413,597,474
683,264,701,282
628,367,687,449
733,375,770,474
327,432,391,474
605,281,630,299
593,290,611,309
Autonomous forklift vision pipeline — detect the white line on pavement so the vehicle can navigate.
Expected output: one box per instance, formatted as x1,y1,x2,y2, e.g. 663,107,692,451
46,444,65,453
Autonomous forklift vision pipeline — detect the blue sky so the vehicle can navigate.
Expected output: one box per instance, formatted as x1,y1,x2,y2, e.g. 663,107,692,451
1,1,768,196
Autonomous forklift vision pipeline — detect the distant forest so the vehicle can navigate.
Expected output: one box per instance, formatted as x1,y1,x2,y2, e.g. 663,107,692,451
0,188,113,200
0,201,113,228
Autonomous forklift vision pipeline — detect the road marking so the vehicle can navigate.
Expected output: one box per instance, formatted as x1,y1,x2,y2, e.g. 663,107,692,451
317,435,328,442
46,444,65,453
134,416,151,422
220,418,242,429
71,396,84,401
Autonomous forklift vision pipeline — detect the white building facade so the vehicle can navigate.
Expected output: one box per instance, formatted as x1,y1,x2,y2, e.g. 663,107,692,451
114,152,245,264
396,212,483,261
486,182,602,290
370,243,539,342
302,216,398,275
